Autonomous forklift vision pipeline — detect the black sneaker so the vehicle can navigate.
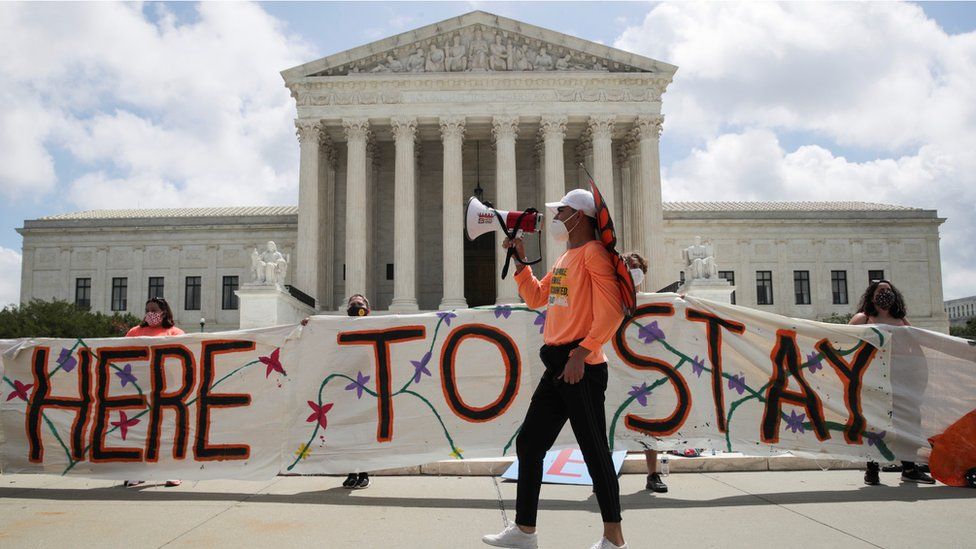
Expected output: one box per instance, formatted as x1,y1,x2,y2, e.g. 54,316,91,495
646,473,668,493
881,464,903,473
864,462,880,485
901,467,935,484
354,472,370,489
342,473,358,488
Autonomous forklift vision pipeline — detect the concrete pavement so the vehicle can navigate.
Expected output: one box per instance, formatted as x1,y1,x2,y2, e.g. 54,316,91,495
0,470,973,548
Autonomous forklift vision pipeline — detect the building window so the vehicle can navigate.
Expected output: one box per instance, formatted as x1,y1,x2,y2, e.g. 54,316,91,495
831,270,849,305
868,269,885,283
679,271,685,284
148,277,164,300
75,278,91,310
185,276,201,311
222,276,239,310
111,277,128,311
386,263,394,280
756,271,774,305
794,271,811,305
718,270,735,304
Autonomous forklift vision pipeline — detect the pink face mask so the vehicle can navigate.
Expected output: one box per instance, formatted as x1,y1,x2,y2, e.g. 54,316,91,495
144,311,163,327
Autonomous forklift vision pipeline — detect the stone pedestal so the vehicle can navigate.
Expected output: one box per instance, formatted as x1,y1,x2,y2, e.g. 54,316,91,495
678,278,736,305
237,284,314,329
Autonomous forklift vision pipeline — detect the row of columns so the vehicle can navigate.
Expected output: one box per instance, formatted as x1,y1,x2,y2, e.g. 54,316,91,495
295,114,665,311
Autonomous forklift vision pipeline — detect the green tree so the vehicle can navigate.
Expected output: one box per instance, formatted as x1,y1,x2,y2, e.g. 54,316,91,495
949,318,976,340
0,299,141,339
819,312,853,325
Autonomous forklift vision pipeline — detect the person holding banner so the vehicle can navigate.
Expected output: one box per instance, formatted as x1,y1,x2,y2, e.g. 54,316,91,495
124,297,184,487
850,279,935,485
483,189,627,549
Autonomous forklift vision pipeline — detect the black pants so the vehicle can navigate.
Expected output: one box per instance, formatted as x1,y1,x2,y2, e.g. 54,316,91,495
514,340,622,527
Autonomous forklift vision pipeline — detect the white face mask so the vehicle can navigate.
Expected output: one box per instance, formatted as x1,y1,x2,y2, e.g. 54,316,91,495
630,268,645,288
550,211,581,242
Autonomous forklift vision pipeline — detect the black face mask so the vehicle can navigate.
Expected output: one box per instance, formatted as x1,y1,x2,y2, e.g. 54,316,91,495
347,304,368,317
873,289,895,310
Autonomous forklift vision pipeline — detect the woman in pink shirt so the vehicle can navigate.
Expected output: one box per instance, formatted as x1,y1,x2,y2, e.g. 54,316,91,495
123,297,184,487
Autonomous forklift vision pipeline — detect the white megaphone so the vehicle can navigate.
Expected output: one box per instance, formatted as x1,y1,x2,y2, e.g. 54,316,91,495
464,196,543,278
465,197,543,241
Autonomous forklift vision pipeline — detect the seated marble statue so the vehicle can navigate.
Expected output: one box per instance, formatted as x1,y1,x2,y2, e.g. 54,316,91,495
682,236,718,280
251,241,289,287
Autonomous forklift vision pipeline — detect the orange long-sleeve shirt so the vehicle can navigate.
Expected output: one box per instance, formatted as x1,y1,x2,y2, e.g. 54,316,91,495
515,240,625,364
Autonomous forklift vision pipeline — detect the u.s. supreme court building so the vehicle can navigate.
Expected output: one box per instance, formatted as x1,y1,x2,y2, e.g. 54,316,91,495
16,11,950,333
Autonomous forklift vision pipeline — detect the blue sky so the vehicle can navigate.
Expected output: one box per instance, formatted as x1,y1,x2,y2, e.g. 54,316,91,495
1,1,975,304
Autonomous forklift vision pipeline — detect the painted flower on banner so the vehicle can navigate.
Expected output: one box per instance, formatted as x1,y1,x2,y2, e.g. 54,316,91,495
638,321,665,344
437,311,458,326
5,380,33,402
450,446,464,459
345,371,371,399
260,348,286,378
805,352,823,373
494,305,513,319
115,364,138,388
56,348,77,373
306,401,334,429
785,410,806,434
692,355,706,378
628,383,652,407
110,411,140,440
534,311,546,333
410,352,433,384
728,373,747,395
864,431,887,447
295,443,312,460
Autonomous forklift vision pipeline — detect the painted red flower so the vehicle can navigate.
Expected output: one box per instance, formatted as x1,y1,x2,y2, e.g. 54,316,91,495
260,348,286,378
306,401,334,429
5,380,33,402
110,411,140,440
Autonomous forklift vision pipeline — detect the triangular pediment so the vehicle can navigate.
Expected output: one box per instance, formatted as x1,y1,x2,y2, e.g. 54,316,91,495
281,11,676,82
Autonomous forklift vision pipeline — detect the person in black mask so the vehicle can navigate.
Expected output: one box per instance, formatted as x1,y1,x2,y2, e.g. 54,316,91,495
850,279,934,485
301,293,373,489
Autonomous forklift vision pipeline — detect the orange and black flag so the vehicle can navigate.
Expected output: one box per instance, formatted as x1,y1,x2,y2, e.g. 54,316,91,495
588,175,637,317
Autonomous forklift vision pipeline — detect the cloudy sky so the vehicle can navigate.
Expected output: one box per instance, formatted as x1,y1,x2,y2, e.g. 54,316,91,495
1,1,974,307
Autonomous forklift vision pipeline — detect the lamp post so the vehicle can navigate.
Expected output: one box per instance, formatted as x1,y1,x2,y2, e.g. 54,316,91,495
199,317,206,333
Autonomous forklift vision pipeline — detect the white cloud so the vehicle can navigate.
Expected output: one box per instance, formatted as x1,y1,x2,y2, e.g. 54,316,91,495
0,2,313,208
0,246,22,308
616,2,976,300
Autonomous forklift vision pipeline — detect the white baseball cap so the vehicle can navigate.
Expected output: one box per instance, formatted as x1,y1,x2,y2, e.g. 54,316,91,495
546,189,596,218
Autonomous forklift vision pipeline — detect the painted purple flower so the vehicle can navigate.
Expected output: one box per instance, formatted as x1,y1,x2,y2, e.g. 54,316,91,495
56,348,77,373
344,371,371,399
637,321,665,345
115,364,137,388
864,430,887,447
410,351,433,384
628,383,651,407
785,410,806,434
436,311,458,326
727,373,746,395
494,306,513,319
692,355,705,378
533,311,546,333
805,351,823,373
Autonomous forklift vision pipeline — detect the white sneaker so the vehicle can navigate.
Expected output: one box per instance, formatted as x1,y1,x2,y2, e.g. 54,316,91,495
482,523,538,548
590,538,628,549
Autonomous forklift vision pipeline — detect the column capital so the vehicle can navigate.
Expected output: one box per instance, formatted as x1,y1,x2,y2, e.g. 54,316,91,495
295,119,322,145
341,118,371,142
539,115,567,141
491,115,519,143
318,132,338,169
390,116,418,141
439,116,466,141
587,114,615,141
635,115,664,139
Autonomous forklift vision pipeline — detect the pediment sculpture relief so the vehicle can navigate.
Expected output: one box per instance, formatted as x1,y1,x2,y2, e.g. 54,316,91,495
325,25,639,76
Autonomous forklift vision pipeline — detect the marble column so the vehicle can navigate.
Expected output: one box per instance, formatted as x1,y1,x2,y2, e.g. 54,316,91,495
317,133,337,311
492,115,519,304
439,116,467,310
635,115,666,292
390,116,419,312
618,143,633,260
541,115,568,270
342,118,370,301
295,119,322,303
588,115,616,222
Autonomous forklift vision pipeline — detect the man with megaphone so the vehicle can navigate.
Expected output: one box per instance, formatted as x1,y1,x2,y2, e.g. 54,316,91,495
482,189,628,549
